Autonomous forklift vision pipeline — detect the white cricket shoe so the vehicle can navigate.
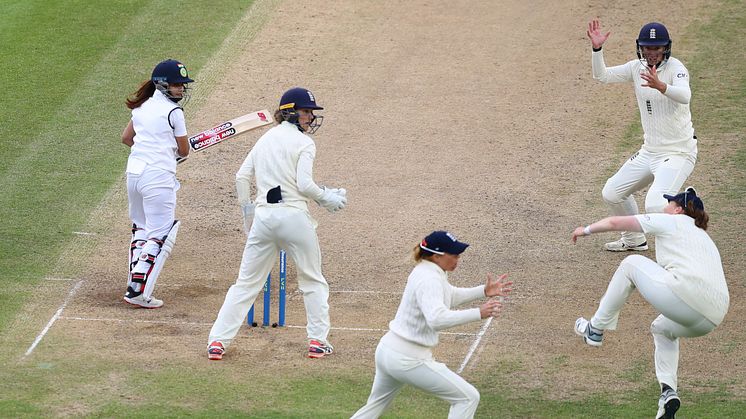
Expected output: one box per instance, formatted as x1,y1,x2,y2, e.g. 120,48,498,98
604,239,648,252
124,294,164,309
574,317,604,347
655,388,680,418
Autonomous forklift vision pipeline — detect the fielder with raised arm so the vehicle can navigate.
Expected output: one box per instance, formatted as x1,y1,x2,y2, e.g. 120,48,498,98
587,20,698,252
572,188,729,419
207,87,347,360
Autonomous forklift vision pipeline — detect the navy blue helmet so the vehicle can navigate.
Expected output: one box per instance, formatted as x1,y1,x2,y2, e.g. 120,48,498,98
278,87,324,134
636,22,672,67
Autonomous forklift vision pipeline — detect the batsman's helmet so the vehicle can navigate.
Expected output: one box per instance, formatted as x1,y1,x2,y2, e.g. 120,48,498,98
278,87,324,134
636,22,672,67
151,59,194,104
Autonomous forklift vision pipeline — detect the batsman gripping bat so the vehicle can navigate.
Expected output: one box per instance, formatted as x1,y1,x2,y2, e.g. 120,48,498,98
177,110,273,163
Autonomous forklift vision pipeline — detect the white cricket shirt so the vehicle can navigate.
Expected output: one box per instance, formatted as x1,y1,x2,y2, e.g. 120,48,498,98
127,89,186,174
388,260,485,348
636,213,729,325
236,121,327,211
592,51,696,154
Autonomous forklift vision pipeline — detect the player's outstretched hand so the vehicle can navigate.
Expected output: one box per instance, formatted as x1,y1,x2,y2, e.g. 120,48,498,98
479,299,502,319
641,65,666,92
571,226,587,243
587,19,610,49
484,273,512,299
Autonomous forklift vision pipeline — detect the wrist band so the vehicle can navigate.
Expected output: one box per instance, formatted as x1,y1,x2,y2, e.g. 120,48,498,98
583,226,592,235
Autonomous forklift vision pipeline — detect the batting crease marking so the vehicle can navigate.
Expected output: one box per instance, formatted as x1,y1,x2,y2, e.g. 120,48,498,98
457,316,493,374
24,280,84,358
58,316,477,336
72,231,96,236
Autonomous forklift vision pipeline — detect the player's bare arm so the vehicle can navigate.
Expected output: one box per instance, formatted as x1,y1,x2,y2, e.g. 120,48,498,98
175,135,189,158
587,19,610,49
121,120,135,147
572,215,643,243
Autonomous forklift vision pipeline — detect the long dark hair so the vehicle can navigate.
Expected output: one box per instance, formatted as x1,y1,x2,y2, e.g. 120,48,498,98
126,80,155,109
683,202,709,230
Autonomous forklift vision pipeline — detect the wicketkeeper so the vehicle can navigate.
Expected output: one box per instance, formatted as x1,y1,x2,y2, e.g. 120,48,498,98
207,87,346,360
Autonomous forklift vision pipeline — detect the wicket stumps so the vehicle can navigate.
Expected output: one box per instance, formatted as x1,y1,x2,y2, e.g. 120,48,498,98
247,250,287,328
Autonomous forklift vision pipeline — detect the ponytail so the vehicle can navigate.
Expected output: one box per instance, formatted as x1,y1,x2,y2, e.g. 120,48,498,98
126,80,156,109
412,244,436,262
683,202,709,230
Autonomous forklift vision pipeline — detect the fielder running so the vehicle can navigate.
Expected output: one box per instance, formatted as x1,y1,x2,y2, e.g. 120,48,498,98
572,188,729,419
587,20,697,252
121,59,193,308
207,87,347,360
351,231,512,419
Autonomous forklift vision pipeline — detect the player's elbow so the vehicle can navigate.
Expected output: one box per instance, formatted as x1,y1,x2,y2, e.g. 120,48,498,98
297,179,317,197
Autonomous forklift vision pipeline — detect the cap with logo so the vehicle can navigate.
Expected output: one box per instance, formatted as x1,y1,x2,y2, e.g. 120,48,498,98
420,231,469,255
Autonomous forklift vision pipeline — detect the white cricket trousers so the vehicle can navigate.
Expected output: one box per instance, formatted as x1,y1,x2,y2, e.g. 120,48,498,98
591,255,716,391
602,148,695,244
351,332,480,419
208,206,331,347
127,167,178,255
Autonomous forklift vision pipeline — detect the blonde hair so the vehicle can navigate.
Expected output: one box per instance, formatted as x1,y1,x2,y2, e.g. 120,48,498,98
412,244,436,262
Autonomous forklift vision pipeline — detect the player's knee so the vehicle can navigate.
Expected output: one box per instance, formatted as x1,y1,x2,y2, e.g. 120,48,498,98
644,196,666,213
650,318,662,336
463,383,480,405
601,182,624,204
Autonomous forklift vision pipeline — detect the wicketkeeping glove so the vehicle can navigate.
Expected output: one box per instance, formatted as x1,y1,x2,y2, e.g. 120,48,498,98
317,187,347,213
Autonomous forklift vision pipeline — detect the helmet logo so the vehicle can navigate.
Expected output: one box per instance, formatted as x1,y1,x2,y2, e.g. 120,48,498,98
178,64,188,78
649,28,656,39
307,91,315,102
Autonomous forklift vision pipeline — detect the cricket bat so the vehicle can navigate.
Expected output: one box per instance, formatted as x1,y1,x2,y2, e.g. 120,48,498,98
189,109,273,153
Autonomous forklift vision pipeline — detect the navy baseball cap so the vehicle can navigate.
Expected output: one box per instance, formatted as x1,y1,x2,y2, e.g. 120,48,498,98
663,187,704,211
420,231,469,255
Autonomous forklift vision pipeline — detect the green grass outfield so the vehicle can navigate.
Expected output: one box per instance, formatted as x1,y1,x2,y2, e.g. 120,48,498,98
0,0,744,417
0,0,256,330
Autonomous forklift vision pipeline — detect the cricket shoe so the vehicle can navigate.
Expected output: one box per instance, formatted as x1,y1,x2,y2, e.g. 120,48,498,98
604,239,648,252
574,317,604,347
655,388,680,419
208,341,225,361
124,294,163,309
308,339,334,359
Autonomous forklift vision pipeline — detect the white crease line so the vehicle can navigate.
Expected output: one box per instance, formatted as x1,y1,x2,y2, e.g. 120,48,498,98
57,316,477,336
330,290,400,294
456,317,492,374
72,231,96,236
457,295,504,374
45,277,76,281
24,280,84,358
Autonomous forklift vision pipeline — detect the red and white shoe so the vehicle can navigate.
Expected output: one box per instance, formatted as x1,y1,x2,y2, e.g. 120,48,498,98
308,339,334,359
208,341,225,360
